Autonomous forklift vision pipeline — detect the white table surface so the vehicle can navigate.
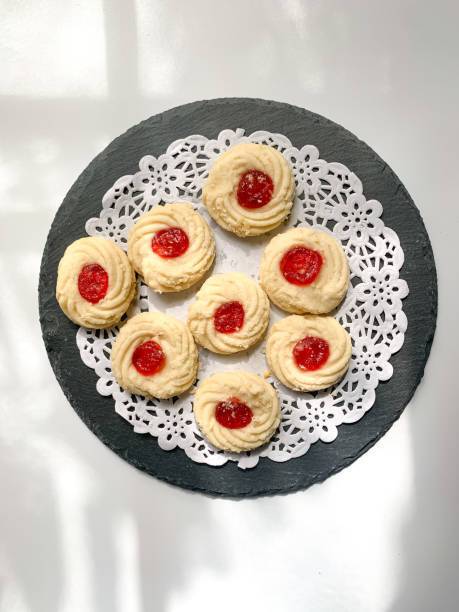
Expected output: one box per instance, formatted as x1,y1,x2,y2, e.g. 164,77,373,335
1,1,458,611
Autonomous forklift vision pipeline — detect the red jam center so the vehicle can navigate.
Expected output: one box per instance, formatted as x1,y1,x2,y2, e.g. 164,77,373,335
213,301,245,334
215,396,253,429
280,246,323,286
293,336,330,371
151,227,189,258
77,263,109,304
132,340,166,376
236,169,274,209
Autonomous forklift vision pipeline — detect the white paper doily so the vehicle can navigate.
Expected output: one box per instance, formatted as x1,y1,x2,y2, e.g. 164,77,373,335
77,128,409,470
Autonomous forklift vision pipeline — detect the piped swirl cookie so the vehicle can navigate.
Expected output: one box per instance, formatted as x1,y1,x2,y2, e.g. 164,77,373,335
56,236,136,328
266,315,351,391
187,272,269,354
193,372,280,452
202,143,294,237
111,312,198,399
128,202,215,292
260,227,349,314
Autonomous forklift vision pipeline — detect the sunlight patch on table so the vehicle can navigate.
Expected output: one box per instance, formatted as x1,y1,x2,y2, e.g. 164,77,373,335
0,0,107,97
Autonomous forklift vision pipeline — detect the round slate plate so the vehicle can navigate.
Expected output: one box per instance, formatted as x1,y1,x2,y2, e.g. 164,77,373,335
39,98,437,498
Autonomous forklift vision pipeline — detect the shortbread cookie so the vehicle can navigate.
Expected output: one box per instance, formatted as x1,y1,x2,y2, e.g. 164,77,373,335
128,202,215,292
266,315,351,391
187,272,269,354
111,312,198,399
56,236,136,328
202,143,294,237
193,372,280,452
260,227,349,314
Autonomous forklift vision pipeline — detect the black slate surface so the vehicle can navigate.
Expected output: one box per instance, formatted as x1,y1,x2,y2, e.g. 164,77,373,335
38,98,437,498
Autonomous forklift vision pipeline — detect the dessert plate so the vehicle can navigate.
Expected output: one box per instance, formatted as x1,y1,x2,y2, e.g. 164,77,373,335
39,98,437,497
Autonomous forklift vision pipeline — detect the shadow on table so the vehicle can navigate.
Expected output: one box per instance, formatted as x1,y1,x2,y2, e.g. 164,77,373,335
387,365,459,611
0,409,232,612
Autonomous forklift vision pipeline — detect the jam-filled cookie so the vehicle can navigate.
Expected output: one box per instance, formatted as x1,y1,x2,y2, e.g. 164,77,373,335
260,227,349,314
266,315,351,391
56,236,136,328
193,371,280,452
128,202,215,293
187,272,269,354
202,143,294,237
111,312,198,399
